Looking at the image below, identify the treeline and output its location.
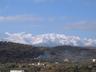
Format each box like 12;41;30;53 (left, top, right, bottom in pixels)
0;62;96;72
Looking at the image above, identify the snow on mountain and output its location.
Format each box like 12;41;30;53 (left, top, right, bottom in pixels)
1;32;96;47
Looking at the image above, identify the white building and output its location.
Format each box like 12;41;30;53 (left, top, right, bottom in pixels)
10;70;24;72
37;62;41;66
64;58;69;62
55;62;59;64
92;59;96;62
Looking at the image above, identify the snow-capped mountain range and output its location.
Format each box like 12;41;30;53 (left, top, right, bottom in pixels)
1;32;96;47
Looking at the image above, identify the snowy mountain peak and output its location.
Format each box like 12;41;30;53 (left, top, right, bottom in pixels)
1;32;96;47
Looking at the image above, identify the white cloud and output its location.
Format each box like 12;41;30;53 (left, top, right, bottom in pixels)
64;21;96;31
3;32;96;47
0;15;44;23
84;38;96;47
0;15;67;23
4;32;33;44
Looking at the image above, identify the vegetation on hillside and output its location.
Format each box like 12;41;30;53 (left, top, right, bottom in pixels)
0;41;96;63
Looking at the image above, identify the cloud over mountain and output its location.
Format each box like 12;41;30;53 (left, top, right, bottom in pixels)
2;32;96;47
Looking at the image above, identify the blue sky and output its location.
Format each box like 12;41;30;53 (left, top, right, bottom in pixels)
0;0;96;38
